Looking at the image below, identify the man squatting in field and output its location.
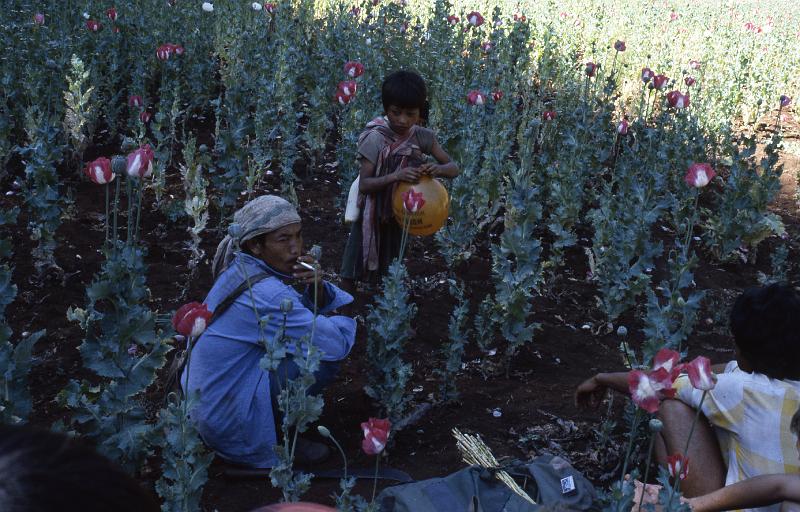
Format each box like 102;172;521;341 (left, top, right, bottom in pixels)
182;195;355;467
576;282;800;511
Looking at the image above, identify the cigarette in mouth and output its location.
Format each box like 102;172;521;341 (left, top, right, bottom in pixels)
298;261;316;271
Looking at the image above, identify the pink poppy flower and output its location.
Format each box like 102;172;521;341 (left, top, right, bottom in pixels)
172;302;213;338
652;74;669;90
780;95;792;108
668;453;689;480
491;90;503;102
467;11;484;27
106;7;117;21
128;95;143;108
447;15;459;25
361;418;391;455
628;370;662;413
684;163;715;188
338;80;357;98
402;189;425;213
543;110;556;121
689;60;701;70
86;20;102;32
585;62;598;77
641;67;654;83
685;356;716;390
264;2;276;13
126;145;155;178
84;157;115;184
617;119;629;135
344;61;364;78
139;111;152;123
481;41;493;52
33;13;45;25
666;90;690;109
614;40;626;52
467;90;486;105
652;348;682;379
335;90;353;105
684;76;696;87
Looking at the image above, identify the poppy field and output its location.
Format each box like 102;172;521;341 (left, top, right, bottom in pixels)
2;0;799;510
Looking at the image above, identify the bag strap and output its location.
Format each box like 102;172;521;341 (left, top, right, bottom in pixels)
208;270;274;326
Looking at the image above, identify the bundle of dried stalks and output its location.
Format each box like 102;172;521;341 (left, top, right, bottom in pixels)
452;428;537;505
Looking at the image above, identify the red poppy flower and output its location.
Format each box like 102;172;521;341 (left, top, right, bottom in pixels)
344;61;364;78
467;90;486;105
361;418;391;455
684;162;715;188
84;157;115;185
401;189;425;213
668;453;689;480
466;11;484;27
172;302;213;338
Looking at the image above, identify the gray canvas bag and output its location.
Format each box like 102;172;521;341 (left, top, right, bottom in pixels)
377;454;597;512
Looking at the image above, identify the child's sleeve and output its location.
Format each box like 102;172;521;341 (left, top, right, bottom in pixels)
417;127;436;155
357;131;385;164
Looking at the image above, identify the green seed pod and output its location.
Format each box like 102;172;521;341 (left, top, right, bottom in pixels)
280;298;293;314
649;418;664;433
317;425;331;438
617;326;628;337
111;155;127;176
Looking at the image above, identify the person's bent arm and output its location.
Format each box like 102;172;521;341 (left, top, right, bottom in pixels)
688;474;800;512
358;159;421;195
575;372;630;407
420;139;459;178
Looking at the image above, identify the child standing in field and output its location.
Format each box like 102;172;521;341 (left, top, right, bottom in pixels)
340;70;458;289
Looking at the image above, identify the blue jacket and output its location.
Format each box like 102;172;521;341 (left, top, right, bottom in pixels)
181;252;355;467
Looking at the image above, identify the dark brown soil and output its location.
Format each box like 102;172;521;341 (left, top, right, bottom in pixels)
3;110;799;511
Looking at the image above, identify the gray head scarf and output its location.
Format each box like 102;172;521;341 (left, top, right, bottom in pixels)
212;195;301;279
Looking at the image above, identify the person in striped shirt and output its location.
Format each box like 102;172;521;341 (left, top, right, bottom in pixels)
577;283;800;510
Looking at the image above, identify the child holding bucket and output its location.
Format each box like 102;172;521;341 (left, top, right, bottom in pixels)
340;70;458;289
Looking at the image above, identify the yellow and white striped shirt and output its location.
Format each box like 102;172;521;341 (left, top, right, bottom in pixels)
674;361;800;512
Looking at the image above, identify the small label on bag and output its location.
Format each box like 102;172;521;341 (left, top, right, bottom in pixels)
560;475;576;494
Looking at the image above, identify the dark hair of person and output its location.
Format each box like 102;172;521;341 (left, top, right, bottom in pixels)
792;405;800;437
0;424;160;512
730;282;800;380
381;70;429;121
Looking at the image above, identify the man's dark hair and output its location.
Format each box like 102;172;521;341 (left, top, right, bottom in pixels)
381;70;429;118
0;424;160;512
730;282;800;380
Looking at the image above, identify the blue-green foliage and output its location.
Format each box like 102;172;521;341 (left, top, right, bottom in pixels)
156;391;214;512
366;260;416;426
436;279;471;402
0;207;45;424
19;113;64;272
704;133;784;262
484;164;543;359
59;241;169;473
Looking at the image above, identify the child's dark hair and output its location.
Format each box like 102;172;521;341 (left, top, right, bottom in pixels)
382;70;429;120
730;282;800;380
791;405;800;438
0;424;160;512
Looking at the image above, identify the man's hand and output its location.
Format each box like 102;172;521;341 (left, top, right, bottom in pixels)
575;374;607;408
394;167;421;183
293;254;321;287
